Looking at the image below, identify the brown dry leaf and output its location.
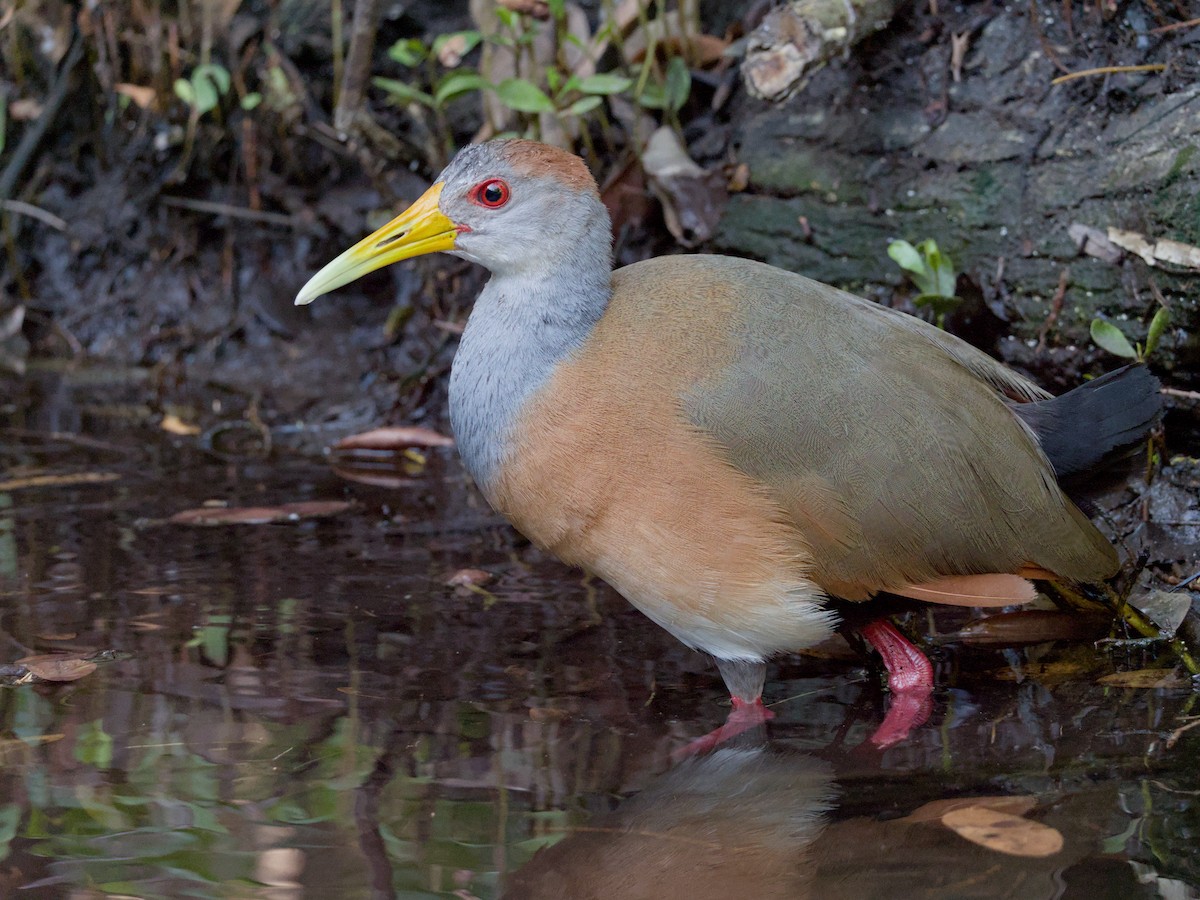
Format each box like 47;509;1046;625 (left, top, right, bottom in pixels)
0;733;65;765
1098;668;1187;689
335;427;454;451
942;807;1064;858
952;610;1107;646
115;82;156;108
160;413;201;436
18;654;98;682
989;659;1095;684
446;568;494;588
169;500;352;526
641;126;727;247
902;795;1036;824
1107;227;1200;271
498;0;550;17
529;706;567;721
35;632;77;641
9;98;44;120
329;465;418;489
0;471;120;491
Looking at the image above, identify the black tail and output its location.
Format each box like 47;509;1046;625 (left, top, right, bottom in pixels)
1013;365;1163;496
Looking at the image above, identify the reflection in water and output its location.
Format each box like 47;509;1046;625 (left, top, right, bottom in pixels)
0;369;1198;898
502;743;835;899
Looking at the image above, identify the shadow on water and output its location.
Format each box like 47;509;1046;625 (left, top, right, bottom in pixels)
1;365;1198;899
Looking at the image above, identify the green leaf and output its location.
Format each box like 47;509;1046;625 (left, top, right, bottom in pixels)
388;38;428;67
75;720;114;769
637;80;667;109
494;78;555;113
496;7;518;29
193;64;231;96
192;77;219;115
240;92;262;111
578;73;632;95
1144;306;1170;358
544;67;562;94
174;78;195;106
434;71;488;106
546;0;566;21
432;30;482;61
917;239;957;298
372;77;435;108
888;240;926;276
1090;319;1139;359
567;95;603;116
664;56;691;113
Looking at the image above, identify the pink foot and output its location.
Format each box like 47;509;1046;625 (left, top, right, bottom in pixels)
673;697;775;761
859;619;935;748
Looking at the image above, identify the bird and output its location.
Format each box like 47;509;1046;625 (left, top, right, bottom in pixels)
295;139;1161;746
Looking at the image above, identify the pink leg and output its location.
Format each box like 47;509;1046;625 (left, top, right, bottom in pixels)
859;619;934;748
673;697;775;761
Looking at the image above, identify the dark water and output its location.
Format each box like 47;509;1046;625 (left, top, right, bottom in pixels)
1;366;1198;899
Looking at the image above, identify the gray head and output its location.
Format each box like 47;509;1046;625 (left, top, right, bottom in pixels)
295;139;613;304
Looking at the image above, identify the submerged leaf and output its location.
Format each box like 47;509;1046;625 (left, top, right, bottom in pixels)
942;807;1064;858
1098;668;1187;689
17;654;97;682
169;500;352;526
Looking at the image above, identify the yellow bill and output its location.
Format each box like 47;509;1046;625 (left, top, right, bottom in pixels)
295;182;457;306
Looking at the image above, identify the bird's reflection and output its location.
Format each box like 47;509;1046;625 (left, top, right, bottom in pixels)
501;740;834;899
498;733;1112;900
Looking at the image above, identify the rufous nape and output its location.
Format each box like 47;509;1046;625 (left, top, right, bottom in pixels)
296;139;1162;747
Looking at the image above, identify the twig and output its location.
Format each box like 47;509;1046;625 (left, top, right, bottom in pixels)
1051;64;1167;85
159;196;295;227
1148;16;1199;33
1162;387;1200;403
0;200;68;230
333;0;384;134
0;32;85;203
1035;267;1069;353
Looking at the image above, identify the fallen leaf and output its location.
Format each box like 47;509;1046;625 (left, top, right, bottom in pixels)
1130;589;1192;637
1069;223;1123;264
1098;668;1187;689
941;806;1064;858
17;654;98;682
497;0;549;18
988;659;1097;684
0;733;65;765
446;568;494;588
1107;227;1200;271
334;427;454;451
951;610;1108;646
329;465;418;489
169;500;352;526
641;126;727;247
902;795;1036;824
160;413;201;436
0;472;120;491
528;706;567;721
114;82;157;108
9;98;44;120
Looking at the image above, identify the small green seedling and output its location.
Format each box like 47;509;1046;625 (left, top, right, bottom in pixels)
888;238;961;328
174;64;231;117
1090;306;1170;362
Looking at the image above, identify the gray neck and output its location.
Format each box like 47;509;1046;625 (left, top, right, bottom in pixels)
449;252;611;492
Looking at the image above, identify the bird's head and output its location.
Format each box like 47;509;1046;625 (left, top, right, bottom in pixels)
295;140;607;306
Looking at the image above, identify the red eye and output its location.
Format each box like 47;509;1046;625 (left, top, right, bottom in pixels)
471;178;510;208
